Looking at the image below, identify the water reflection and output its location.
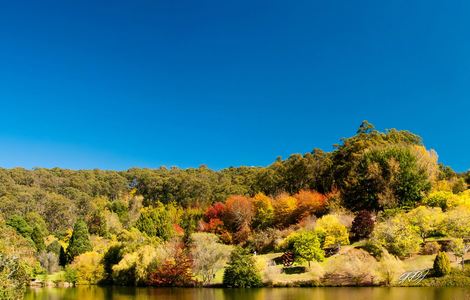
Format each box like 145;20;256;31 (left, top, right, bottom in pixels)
25;286;470;300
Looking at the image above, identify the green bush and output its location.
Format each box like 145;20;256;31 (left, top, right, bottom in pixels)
359;240;383;258
223;247;262;288
418;268;470;287
433;251;451;277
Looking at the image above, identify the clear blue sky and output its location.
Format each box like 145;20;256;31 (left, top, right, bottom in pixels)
0;0;469;172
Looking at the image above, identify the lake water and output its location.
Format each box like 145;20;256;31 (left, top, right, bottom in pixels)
24;286;470;300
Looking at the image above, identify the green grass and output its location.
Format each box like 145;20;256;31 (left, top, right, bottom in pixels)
402;255;435;271
35;271;65;282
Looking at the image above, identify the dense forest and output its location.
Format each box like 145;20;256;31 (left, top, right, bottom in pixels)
1;121;470;297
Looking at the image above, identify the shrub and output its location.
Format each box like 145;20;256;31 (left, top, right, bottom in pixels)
378;251;404;286
359;240;383;258
246;228;282;253
223;247;262;287
283;266;306;274
433;251;451;277
421;241;441;255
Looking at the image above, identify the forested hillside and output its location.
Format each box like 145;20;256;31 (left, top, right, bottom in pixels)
1;121;469;296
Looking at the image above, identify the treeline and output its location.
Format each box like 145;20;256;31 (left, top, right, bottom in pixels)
1;121;469;295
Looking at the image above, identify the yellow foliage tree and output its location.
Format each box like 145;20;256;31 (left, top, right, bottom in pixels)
70;251;105;284
315;215;349;249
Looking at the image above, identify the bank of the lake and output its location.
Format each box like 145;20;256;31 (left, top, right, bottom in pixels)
25;286;470;300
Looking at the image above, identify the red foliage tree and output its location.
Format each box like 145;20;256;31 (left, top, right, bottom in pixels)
350;210;375;241
147;249;195;287
203;202;226;222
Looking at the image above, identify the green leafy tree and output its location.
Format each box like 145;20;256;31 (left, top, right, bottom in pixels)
102;244;124;283
283;230;324;266
372;215;421;258
31;225;46;251
46;240;62;256
135;203;173;240
66;220;92;264
331;122;436;211
406;206;444;243
6;215;33;240
64;266;78;286
448;238;468;270
433;251;450;277
223;247;262;287
444;206;470;238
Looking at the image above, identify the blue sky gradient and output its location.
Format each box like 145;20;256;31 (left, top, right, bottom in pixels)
0;0;469;171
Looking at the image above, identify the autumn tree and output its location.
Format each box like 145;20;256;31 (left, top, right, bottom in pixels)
351;210;375;241
251;193;274;229
147;248;194;287
315;215;350;249
273;194;298;227
201;202;226;234
223;195;254;232
69;251;105;284
292;190;327;221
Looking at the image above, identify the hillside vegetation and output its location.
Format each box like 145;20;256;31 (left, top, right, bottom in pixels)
1;121;469;297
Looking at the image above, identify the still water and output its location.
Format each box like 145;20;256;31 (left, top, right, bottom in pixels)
24;286;470;300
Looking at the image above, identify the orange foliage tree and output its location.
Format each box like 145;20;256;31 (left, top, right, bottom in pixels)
223;195;254;232
293;190;327;221
147;248;195;287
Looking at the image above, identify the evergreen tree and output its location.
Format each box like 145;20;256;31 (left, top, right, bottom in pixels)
135;204;173;240
223;247;262;287
66;220;92;263
433;251;451;277
59;246;67;267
